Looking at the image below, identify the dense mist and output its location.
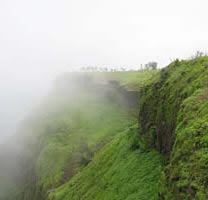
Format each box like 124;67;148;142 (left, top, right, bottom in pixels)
1;0;208;142
0;70;53;144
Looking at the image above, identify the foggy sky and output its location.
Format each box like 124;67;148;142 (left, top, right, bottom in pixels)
0;0;208;142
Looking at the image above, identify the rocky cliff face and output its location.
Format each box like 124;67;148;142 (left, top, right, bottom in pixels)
139;57;208;199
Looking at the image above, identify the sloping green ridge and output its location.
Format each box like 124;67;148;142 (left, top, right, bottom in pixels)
139;57;208;199
35;96;134;192
22;74;136;199
49;125;162;200
9;58;208;200
2;71;162;200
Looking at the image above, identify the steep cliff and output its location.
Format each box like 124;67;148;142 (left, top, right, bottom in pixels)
139;57;208;199
2;58;208;200
1;71;161;200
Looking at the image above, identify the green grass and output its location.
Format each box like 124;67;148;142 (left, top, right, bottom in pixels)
139;57;208;199
34;71;156;192
30;58;208;200
87;71;159;91
31;77;139;193
2;70;163;200
49;125;162;200
104;71;159;91
35;97;135;192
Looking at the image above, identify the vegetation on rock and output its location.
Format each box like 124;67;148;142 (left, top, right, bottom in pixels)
139;57;208;199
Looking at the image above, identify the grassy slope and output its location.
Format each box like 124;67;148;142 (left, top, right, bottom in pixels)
26;58;208;200
49;125;162;200
44;71;163;200
139;57;208;199
107;71;158;91
36;95;135;192
4;74;135;200
93;71;158;91
30;77;136;196
5;71;163;200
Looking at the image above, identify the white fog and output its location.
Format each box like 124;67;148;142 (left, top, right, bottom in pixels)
1;0;208;143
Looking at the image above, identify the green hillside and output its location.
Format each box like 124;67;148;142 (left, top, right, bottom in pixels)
49;125;162;200
2;71;161;200
139;57;208;199
1;57;208;200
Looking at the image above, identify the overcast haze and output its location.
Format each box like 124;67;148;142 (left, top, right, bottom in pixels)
0;0;208;142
